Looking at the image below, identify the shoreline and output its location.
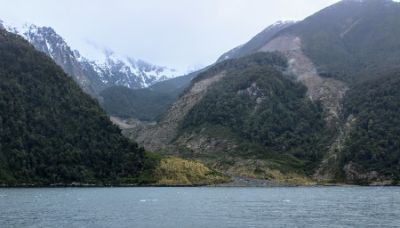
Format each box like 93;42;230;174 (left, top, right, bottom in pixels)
1;185;398;188
0;178;398;188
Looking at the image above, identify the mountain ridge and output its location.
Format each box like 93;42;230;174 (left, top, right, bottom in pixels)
1;21;181;96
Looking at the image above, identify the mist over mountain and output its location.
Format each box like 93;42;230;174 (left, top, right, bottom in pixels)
1;21;181;96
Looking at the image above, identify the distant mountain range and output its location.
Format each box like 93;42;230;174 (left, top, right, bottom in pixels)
1;22;180;96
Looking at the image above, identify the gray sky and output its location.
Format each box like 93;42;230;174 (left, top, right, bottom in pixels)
0;0;340;72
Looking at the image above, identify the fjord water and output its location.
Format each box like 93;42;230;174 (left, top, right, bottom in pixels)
1;187;399;228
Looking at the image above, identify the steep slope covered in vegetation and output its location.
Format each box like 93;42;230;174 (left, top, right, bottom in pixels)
179;53;329;175
289;0;400;83
341;69;400;184
128;53;330;180
202;0;400;184
0;29;144;185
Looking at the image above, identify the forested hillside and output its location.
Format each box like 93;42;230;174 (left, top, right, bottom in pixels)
341;69;400;182
0;29;144;185
128;53;331;182
179;53;328;175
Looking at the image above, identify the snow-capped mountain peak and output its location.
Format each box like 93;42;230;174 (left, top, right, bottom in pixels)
1;20;181;94
83;49;179;88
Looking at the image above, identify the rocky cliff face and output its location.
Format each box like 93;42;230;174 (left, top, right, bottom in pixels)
259;35;348;125
7;25;101;95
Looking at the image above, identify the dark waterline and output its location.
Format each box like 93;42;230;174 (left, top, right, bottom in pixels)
1;187;399;228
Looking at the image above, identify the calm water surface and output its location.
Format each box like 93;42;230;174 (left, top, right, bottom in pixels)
1;187;400;228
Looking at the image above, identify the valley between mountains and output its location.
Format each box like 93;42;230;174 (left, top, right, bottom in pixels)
1;0;400;186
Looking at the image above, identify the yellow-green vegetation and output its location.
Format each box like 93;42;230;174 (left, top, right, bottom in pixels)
219;158;316;185
138;152;230;186
257;169;315;186
155;157;230;185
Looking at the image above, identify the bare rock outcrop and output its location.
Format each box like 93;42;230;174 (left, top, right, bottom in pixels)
259;35;350;180
259;35;348;125
132;72;227;152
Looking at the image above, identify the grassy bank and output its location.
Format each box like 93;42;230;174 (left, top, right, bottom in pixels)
138;152;230;186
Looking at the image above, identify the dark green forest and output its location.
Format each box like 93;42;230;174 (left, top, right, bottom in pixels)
100;73;196;121
180;53;329;174
0;29;144;185
342;70;400;180
100;85;178;121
